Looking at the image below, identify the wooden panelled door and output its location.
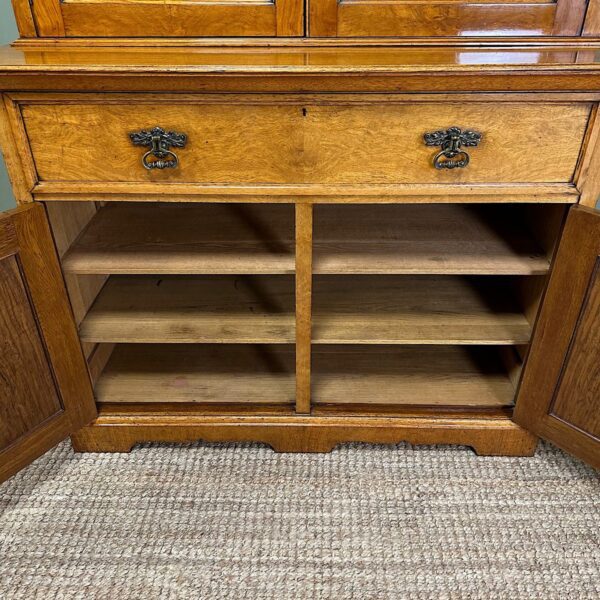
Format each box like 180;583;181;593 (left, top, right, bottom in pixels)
514;206;600;470
0;204;96;484
309;0;589;36
28;0;304;37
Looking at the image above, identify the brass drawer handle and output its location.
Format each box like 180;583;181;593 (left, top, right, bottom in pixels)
424;127;482;170
129;126;188;170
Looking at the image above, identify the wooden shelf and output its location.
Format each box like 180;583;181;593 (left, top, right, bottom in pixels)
62;203;549;277
312;275;532;344
313;346;517;408
80;275;295;343
95;344;295;404
81;274;531;345
314;204;550;275
63;203;295;275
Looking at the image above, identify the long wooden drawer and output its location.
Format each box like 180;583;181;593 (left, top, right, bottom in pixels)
15;95;592;194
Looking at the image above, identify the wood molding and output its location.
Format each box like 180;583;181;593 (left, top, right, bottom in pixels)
71;410;538;456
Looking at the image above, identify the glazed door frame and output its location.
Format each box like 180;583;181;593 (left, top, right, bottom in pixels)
309;0;591;37
514;205;600;470
28;0;304;37
0;203;96;484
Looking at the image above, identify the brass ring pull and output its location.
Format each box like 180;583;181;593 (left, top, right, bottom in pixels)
130;126;188;171
432;149;470;170
424;127;482;170
142;149;179;170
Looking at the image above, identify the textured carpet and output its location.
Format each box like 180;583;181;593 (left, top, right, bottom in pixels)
0;441;599;600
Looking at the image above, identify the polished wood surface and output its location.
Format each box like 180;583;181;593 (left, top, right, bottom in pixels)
31;0;303;38
310;0;586;38
0;204;96;483
514;206;600;469
19;98;590;187
5;43;600;93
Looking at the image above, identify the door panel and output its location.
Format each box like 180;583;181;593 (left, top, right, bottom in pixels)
0;204;96;484
0;257;62;448
31;0;304;37
309;0;588;37
514;205;600;469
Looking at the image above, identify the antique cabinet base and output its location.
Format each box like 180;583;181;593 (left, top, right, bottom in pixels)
70;409;538;456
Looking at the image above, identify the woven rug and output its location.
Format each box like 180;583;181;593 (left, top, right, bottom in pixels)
0;440;598;600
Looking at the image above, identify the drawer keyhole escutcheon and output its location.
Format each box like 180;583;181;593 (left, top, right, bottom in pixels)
424;127;482;170
129;126;188;170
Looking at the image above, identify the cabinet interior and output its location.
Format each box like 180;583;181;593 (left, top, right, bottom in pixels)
44;201;567;415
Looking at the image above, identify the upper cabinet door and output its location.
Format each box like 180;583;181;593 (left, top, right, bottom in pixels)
0;204;97;484
309;0;589;36
514;206;600;470
30;0;303;37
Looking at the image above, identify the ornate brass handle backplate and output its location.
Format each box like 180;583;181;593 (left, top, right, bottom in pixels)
424;127;482;170
129;126;188;170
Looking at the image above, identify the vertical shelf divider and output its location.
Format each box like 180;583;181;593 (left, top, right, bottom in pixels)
295;202;313;414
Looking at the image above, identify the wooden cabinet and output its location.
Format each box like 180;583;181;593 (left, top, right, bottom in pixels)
0;3;599;482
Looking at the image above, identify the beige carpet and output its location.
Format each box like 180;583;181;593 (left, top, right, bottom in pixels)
0;440;599;599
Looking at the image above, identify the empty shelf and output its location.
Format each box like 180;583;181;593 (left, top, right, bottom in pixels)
313;346;517;407
312;276;532;344
95;344;295;404
63;203;295;275
80;275;295;343
314;205;550;275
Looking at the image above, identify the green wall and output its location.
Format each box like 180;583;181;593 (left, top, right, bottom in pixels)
0;9;18;211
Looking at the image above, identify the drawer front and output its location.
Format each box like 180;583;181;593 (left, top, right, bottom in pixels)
20;99;591;189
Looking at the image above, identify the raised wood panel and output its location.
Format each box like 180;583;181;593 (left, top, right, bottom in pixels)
550;262;600;438
514;206;600;469
95;344;296;405
0;256;62;449
32;0;303;37
19;100;590;190
309;0;587;37
0;204;96;483
312;346;517;408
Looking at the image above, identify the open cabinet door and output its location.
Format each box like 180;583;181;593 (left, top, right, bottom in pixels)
0;203;96;484
514;205;600;469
